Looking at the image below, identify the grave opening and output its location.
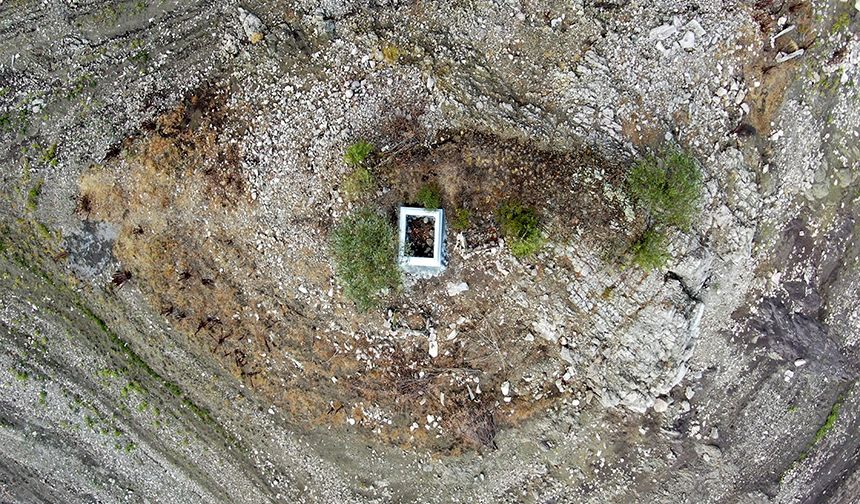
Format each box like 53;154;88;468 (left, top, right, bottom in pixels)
405;215;436;258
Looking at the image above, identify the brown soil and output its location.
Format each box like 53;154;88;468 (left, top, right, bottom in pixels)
79;87;632;453
377;131;629;249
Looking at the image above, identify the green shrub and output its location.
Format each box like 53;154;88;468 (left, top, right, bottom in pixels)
630;228;669;270
627;150;702;230
416;183;442;210
344;140;374;168
342;167;374;200
331;208;400;310
451;207;471;231
498;202;544;258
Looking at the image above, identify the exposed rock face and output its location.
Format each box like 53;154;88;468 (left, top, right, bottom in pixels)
1;0;859;503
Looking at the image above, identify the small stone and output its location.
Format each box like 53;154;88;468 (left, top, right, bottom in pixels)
30;99;45;113
562;367;574;382
649;24;677;41
560;347;575;364
679;31;696;50
501;381;511;396
446;282;469;296
237;7;266;44
685;387;695;400
653;398;669;413
426;75;436;91
775;49;804;63
428;339;438;358
685;19;706;38
344;89;354;99
696;443;723;461
784;369;794;381
794;359;807;367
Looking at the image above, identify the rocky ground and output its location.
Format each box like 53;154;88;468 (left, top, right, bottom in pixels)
1;0;859;502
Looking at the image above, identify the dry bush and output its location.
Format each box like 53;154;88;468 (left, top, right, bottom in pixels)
450;403;498;449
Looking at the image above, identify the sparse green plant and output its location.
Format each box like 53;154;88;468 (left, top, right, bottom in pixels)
97;368;120;380
601;285;615;300
813;398;842;443
130;50;149;67
342;167;374;200
416;183;442;210
26;179;43;211
630;229;670;270
627;150;702;230
382;44;401;63
12;369;29;381
39;143;58;167
67;73;97;100
164;381;182;397
34;222;52;241
1;107;29;135
38;390;47;405
831;12;851;34
96;4;120;24
451;207;471;231
182;398;213;422
120;380;145;398
331;208;400;310
344;140;374;168
497;202;544;258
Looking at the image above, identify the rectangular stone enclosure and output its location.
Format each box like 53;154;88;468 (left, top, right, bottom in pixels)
398;207;446;275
